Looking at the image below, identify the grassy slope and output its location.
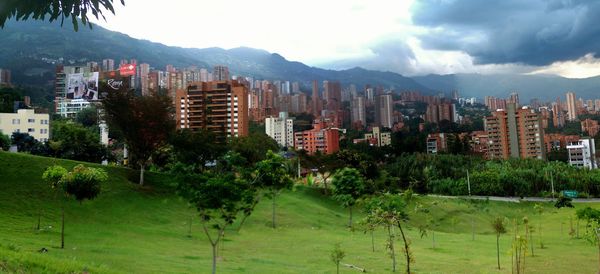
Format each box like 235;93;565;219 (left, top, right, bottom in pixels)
0;151;598;273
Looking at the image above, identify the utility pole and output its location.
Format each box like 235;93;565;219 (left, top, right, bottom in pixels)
467;169;471;196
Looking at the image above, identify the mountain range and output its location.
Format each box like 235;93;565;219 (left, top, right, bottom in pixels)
1;20;600;102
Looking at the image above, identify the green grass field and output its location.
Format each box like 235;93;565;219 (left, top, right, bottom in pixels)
0;151;598;273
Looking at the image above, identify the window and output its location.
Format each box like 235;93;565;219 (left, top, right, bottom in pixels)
12;119;20;125
28;119;35;123
28;128;35;133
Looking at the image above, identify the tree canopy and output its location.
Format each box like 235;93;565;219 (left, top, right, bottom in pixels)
0;0;125;31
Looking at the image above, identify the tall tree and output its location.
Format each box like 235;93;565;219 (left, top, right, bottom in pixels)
229;132;279;167
50;120;107;163
43;164;106;249
363;192;413;273
170;129;226;172
0;0;125;31
102;89;174;185
175;166;249;274
332;167;366;228
255;150;293;229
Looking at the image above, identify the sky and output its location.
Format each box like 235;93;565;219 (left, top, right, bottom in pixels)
93;0;600;78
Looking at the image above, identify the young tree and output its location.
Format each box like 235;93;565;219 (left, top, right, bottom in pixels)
0;0;125;31
102;89;174;185
0;133;10;151
533;203;545;248
363;192;413;273
332;167;366;228
576;207;600;273
176;169;248;274
491;217;507;270
50;120;107;163
254;151;293;229
170;129;226;172
330;243;346;274
43;164;106;249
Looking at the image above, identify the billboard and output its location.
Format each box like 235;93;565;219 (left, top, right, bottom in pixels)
98;71;131;99
66;72;99;100
119;63;136;77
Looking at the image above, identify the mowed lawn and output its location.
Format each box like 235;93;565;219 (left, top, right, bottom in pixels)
0;151;598;273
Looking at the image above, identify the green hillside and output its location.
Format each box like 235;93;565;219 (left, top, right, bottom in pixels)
0;151;598;273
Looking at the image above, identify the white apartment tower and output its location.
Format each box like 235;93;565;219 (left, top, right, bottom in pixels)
265;112;294;148
566;91;577;121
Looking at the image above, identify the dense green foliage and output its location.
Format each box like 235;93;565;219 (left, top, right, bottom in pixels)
0;133;11;151
0;0;125;30
379;154;600;197
102;89;174;184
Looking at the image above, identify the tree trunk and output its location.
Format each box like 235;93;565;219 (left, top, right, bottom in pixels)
529;225;534;257
397;222;411;274
188;215;192;237
432;230;436;249
576;218;580;238
539;223;543;248
497;234;500;270
348;206;353;228
211;243;217;274
371;230;375;252
272;194;276;229
336;263;340;274
37;208;41;230
61;205;65;249
387;225;396;272
139;163;145;186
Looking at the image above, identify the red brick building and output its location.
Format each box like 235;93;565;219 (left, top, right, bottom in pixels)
294;120;340;154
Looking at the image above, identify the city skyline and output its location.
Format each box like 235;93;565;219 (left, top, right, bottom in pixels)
91;0;600;78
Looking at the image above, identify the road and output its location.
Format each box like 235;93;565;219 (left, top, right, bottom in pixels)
426;194;600;203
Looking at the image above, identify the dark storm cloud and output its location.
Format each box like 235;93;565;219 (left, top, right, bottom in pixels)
412;0;600;65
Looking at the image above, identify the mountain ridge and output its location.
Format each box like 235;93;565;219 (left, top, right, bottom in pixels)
0;20;430;93
1;20;600;102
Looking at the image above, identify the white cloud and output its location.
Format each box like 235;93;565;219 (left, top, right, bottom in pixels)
529;54;600;78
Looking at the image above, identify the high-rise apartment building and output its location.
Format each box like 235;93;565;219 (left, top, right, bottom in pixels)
213;65;230;81
566;92;577;121
552;98;565;128
508;92;520;107
175;80;248;139
375;94;393;129
290;93;307;114
294;120;339;155
139;63;151;96
351;96;366;128
265;112;294;148
485;103;546;160
0;69;10;86
101;59;115;71
567;138;597;169
581;119;600;137
311;80;322;117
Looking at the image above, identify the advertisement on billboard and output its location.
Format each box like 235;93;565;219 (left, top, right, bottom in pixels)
119;63;136;77
66;72;99;100
98;71;131;99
